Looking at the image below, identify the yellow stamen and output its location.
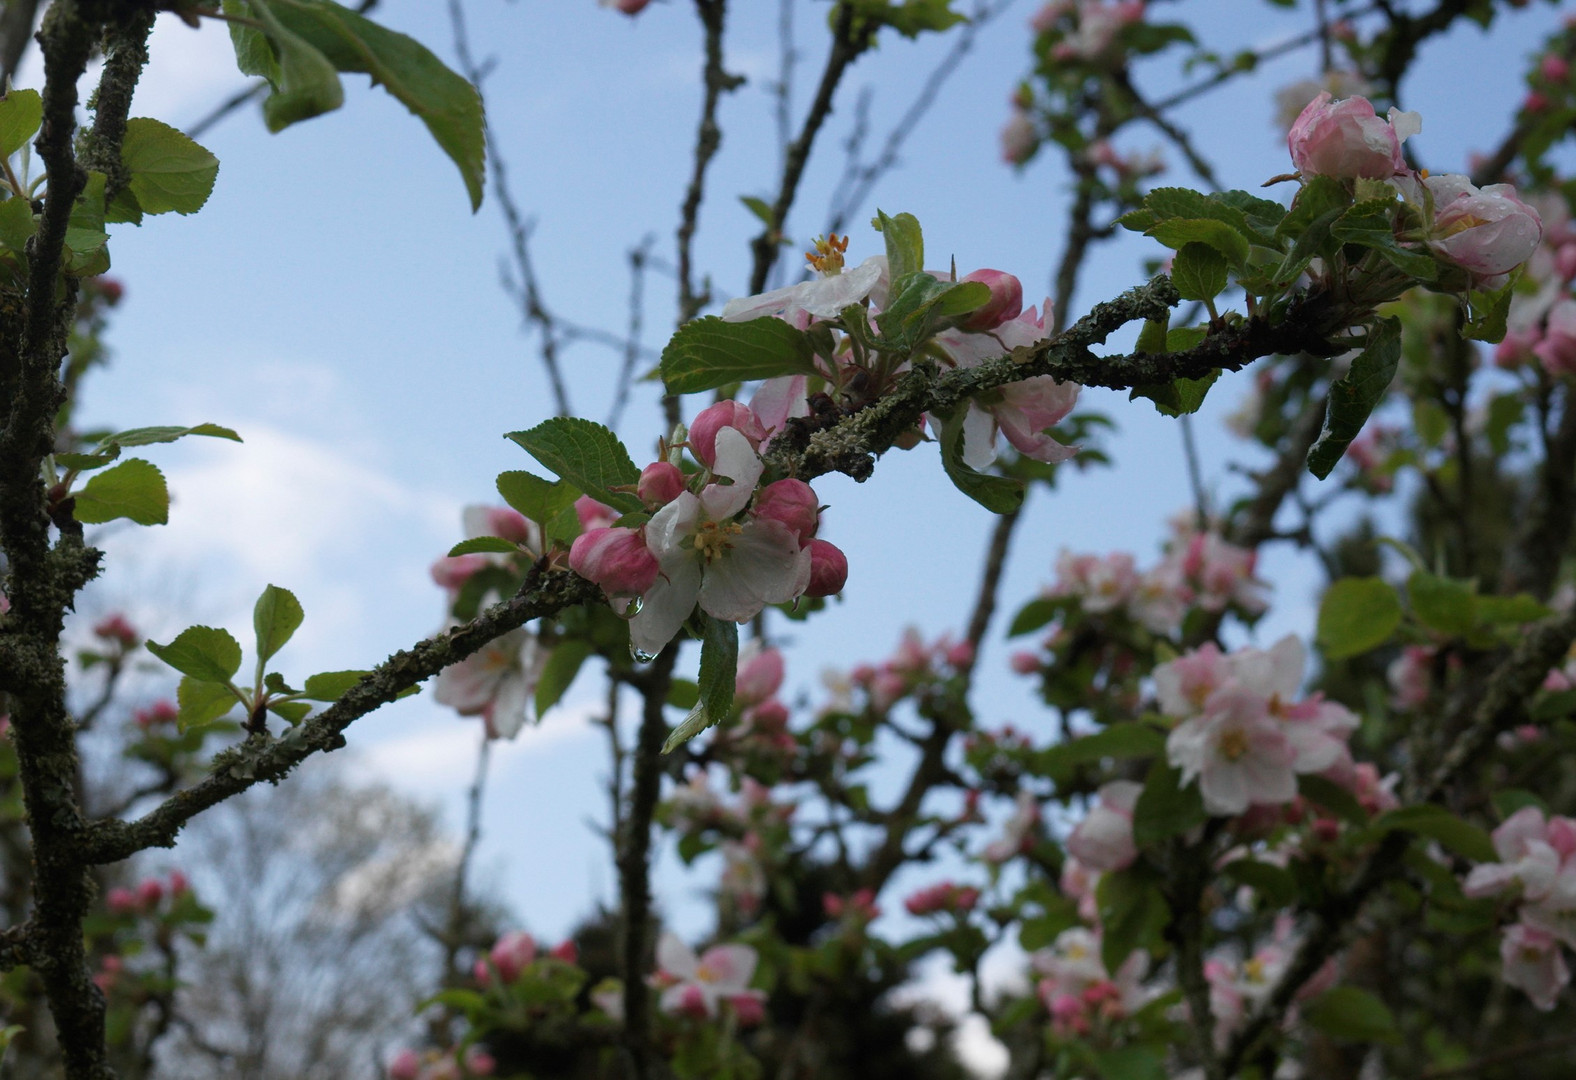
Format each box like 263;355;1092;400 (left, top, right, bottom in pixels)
693;520;743;563
1244;957;1266;983
1219;728;1251;762
806;233;850;276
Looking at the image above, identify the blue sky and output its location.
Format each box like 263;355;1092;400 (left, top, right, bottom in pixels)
39;1;1571;1043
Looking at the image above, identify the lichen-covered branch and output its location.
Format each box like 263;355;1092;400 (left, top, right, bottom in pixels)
80;567;602;865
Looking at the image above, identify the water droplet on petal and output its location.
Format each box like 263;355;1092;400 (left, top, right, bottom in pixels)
630;645;658;664
615;595;644;620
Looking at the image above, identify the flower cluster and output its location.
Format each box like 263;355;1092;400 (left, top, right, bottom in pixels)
1462;807;1576;1010
1287;93;1542;283
1044;519;1268;637
386;1048;496;1080
1159;636;1359;816
1033;927;1150;1037
903;880;981;916
106;870;190;917
571;402;846;657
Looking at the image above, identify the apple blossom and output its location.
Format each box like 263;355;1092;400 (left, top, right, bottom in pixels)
1500;922;1570;1010
434;626;544;739
1421;174;1543;277
1533;298;1576;376
983;789;1042;863
1286;92;1419;179
1463;806;1567;902
1000;110;1037;165
625;429;812;656
720;235;887;324
652;932;766;1019
387;1050;422;1080
751;478;819;544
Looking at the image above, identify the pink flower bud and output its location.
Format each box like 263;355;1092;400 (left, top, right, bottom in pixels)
945;640;975;669
430;554;489;592
956;269;1023;331
489;931;538;984
804;539;848;597
1000;111;1036;165
387;1051;422;1080
95;277;125;304
134;700;178;730
1286;93;1417;179
746;698;789;729
822;892;845;918
575;495;616;531
751;479;820;544
1542;54;1571;83
484;507;534;546
136;879;164;908
690;401;766;468
107;887;137;915
168;870;190;897
1556;242;1576;281
606;0;651;13
638;462;686;508
1524;90;1551;113
550;940;579;964
93;613;138;645
570;527;660;598
463;1048;497;1076
735;644;786;706
676;983;710;1018
729;992;766;1027
1010;651;1040;675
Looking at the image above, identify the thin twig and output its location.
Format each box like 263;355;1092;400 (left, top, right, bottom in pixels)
677;0;743;326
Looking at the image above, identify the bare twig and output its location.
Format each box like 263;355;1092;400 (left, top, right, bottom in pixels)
608;235;656;430
676;0;743;326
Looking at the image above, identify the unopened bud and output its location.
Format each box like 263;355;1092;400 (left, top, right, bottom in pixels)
804;539;848;597
387;1051;422;1080
751;479;820;544
638;462;686;508
570;528;660;598
956;269;1023;332
689;401;766;468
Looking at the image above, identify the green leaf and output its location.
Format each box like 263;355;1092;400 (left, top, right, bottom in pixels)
1307;317;1402;479
176;676;242;731
1407;570;1475;636
118;118;220;217
264;0;486;211
1305;986;1402;1045
1532;688;1576;723
662;615;738;753
1170;242;1230;300
496;469;580;542
1148;219;1249;269
875;273;990;350
224;0;283;82
1476;593;1550;625
1221;858;1299;906
873;209;923;281
535;638;592;718
447;536;520;556
148;626;244;684
239;0;346;132
253;584;304;666
1007;597;1059;637
268;699;312;724
1132;756;1206;846
72;458;168;525
0;195;36;253
851;0;968;37
1298;773;1367;825
1317;577;1401;659
1040;723;1165;773
1213;189;1287;234
1088;1047;1166;1080
937;409;1025;513
739;195;777;228
1095;868;1167;975
660;316;818;395
1330;199;1438;279
301;669;371;701
1130;369;1219;418
1375;804;1496;862
666;678;700;710
65;171;109;277
97;423;242;449
1140;187;1271;245
0;88;42;157
1462;278;1515;343
506;417;643;514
